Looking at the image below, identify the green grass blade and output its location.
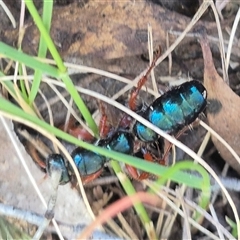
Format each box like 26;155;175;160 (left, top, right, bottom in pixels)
0;43;98;134
18;64;28;101
24;1;98;134
226;217;238;238
24;0;66;72
111;161;156;239
155;161;211;222
0;71;18;99
0;42;60;77
61;74;99;136
29;0;54;104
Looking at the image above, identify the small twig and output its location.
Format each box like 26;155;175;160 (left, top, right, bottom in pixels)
18;129;52;158
33;158;63;240
226;7;240;72
209;203;225;239
0;0;16;28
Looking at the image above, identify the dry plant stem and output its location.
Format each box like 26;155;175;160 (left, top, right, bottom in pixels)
147;24;158;94
163;214;175;239
155;178;174;237
33;166;62;240
19;1;25;28
211;164;229;205
47;81;94;136
188;130;211;230
36;88;59;153
166;32;172;76
177;188;191;240
149;184;231;239
148;25;154;67
185;199;234;239
226;7;240;72
159;127;209;236
156;185;235;239
156;191;168;236
84;176;119;187
0;75;34;81
197;130;211;157
64;97;73;132
105;217;130;239
117;213;138;239
35;57;135;91
37;89;54;124
18;129;52;158
32;95;44;121
0;0;16;28
42;59;158;99
209;203;225;239
161;187;180;238
209;1;229;83
78;192;159;239
65;63;156;97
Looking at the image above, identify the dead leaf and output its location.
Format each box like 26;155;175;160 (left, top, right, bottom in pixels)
200;34;240;174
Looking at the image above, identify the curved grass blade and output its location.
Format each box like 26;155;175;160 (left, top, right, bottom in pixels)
111;160;156;240
29;0;54;104
155;161;211;223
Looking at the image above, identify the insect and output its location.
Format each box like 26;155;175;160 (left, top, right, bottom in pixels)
45;76;207;183
72;130;134;183
47;130;135;184
45;46;207;183
50;81;206;183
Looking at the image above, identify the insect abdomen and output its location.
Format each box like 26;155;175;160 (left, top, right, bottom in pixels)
133;80;207;142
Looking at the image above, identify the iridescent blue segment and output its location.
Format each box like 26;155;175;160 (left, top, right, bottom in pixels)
179;93;192;117
70;131;134;177
101;131;134;154
46;154;70;185
71;148;105;176
133;123;157;142
133;80;207;142
181;85;205;115
150;109;172;131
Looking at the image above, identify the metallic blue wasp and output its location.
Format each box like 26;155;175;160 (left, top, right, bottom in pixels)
71;130;134;183
47;80;207;184
47;130;134;184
